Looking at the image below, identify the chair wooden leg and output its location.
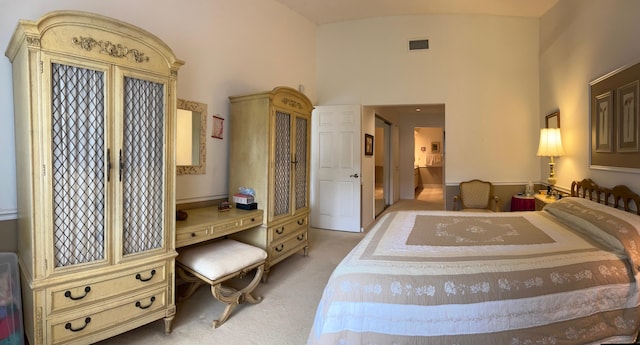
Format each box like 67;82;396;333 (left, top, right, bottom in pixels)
210;265;265;328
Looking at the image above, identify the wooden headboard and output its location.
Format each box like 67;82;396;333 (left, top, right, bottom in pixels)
571;178;640;215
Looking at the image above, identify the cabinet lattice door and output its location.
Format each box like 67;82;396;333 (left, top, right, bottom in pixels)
273;111;310;217
274;111;291;217
51;63;106;267
122;76;165;255
294;115;308;210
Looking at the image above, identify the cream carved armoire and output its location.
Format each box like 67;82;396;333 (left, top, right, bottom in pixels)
228;87;311;281
5;11;183;344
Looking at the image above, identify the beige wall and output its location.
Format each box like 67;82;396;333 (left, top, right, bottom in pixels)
0;0;318;220
539;0;640;193
3;0;640;231
317;14;541;193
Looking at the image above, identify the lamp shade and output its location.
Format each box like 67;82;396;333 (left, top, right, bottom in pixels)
536;128;565;157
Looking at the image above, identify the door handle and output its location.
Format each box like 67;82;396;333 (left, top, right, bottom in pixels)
350;173;359;178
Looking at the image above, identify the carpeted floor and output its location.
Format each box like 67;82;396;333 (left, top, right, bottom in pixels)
95;195;442;345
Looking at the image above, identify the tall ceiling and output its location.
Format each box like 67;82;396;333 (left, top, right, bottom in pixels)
274;0;559;118
274;0;559;25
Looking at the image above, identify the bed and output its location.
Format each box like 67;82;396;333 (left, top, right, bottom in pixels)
307;179;640;345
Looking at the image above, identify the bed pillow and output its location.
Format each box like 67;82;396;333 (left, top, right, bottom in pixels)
543;197;640;273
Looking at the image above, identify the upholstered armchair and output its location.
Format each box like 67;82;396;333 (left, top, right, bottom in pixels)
453;179;500;212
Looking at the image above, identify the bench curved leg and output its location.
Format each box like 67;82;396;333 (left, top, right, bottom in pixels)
177;266;205;301
210;264;265;328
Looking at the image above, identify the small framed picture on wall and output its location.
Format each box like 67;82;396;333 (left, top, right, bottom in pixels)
212;115;224;139
364;134;374;156
431;141;440;153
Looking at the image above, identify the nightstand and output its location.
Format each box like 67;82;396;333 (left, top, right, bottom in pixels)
534;193;557;211
511;195;535;211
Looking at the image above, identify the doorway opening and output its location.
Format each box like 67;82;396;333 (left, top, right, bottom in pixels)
414;127;445;207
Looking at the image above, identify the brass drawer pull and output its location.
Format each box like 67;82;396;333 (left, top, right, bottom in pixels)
297;219;304;225
275;244;284;252
65;317;91;332
275;227;284;235
135;296;156;309
297;234;305;241
135;269;156;282
64;286;91;301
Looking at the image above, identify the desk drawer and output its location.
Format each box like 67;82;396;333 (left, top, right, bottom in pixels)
49;288;166;344
240;213;262;227
48;263;166;314
176;226;210;246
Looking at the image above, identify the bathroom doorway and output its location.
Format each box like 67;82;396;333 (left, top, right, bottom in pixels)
414;127;445;206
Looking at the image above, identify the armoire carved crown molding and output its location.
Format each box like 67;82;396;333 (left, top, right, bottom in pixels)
72;36;149;63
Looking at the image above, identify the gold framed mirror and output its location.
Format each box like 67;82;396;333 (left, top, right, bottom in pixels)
177;99;207;175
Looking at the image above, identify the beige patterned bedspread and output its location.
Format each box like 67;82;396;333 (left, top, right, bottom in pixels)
308;199;640;345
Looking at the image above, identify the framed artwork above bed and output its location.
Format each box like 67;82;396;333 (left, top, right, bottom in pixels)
590;60;640;172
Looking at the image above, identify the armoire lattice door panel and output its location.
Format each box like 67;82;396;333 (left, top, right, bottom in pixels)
51;63;106;267
274;110;291;216
295;116;308;210
122;76;165;255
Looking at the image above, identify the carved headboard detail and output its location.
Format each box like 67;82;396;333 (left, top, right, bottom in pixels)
571;178;640;215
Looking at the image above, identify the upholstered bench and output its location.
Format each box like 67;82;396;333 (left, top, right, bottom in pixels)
176;239;267;328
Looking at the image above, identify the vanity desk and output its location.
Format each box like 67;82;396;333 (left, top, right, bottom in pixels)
175;207;263;248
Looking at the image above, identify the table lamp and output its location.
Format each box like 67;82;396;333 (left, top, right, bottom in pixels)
536;128;565;193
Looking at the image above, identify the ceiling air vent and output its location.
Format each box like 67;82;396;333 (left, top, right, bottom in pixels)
408;38;429;51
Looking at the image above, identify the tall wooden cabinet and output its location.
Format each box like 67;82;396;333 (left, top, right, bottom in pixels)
228;87;311;280
5;11;183;344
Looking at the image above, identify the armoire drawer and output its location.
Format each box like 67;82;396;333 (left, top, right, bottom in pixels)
48;263;167;314
269;216;307;242
49;288;167;344
270;230;308;261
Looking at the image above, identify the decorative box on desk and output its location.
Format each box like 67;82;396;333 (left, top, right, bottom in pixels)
233;194;254;204
175;207;263;248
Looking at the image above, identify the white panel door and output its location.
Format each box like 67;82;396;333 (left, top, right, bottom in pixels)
311;105;361;232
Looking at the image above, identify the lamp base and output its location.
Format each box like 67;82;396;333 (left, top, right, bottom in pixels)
547;157;557;192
